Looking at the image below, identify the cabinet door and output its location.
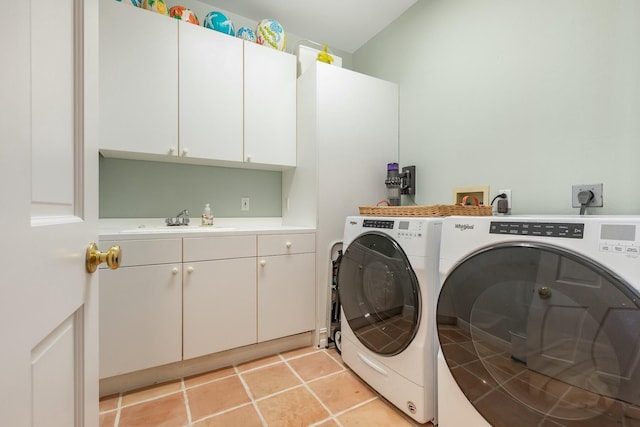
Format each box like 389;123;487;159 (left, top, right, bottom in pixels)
244;42;296;167
99;263;182;378
179;22;243;161
183;257;257;359
258;252;315;342
99;0;178;155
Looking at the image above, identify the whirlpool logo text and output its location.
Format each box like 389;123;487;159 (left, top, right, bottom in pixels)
454;223;474;231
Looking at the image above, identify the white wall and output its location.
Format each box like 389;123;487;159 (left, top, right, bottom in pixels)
353;0;640;214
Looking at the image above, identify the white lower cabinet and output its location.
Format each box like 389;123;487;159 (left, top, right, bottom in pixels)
257;234;316;342
258;252;316;342
99;232;315;378
182;236;257;360
99;239;183;379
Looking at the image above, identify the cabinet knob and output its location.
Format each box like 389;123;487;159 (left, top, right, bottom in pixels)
172;267;179;275
260;260;266;267
285;241;292;248
169;146;176;154
187;266;194;273
181;148;189;156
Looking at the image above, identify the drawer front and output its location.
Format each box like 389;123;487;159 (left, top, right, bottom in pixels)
183;235;256;262
258;233;315;256
99;238;182;267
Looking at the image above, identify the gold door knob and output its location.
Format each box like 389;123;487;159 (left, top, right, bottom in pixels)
538;286;552;299
86;243;121;273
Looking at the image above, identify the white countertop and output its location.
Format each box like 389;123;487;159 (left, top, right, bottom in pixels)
99;218;315;240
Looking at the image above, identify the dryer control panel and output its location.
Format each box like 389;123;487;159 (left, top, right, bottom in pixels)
490;221;584;238
599;223;639;255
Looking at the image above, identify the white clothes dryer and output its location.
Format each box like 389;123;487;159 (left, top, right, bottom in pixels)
338;216;442;424
437;215;640;427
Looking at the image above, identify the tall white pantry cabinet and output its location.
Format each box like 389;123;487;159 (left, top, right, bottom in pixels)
284;62;399;347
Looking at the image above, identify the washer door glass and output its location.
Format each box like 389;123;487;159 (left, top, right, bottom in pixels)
338;231;421;356
437;242;640;426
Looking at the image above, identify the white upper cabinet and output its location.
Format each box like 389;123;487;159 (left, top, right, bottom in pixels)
99;0;296;169
179;22;244;162
99;0;178;156
244;41;297;167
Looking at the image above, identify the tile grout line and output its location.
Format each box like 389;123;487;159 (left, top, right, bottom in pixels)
115;383;186;410
114;393;123;427
102;346;405;427
191;401;257;425
190;348;353;426
184;371;237;391
319;349;424;426
331;395;380;418
322;347;345;366
236;355;287;375
235;364;270;427
281;351;344;424
177;353;310;426
180;378;194;427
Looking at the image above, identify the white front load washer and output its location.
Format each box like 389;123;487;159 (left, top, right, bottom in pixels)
437;215;640;427
338;215;442;424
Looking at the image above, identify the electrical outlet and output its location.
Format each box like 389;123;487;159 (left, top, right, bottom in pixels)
241;197;250;211
498;189;512;210
571;184;603;208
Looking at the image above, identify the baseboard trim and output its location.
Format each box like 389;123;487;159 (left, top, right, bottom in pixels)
100;332;314;397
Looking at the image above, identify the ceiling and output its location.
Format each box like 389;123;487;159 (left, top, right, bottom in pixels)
198;0;418;54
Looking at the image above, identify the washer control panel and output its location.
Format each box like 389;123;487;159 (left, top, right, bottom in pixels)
363;219;394;229
362;219;424;238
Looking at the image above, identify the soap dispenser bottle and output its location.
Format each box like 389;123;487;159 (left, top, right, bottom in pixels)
202;203;213;226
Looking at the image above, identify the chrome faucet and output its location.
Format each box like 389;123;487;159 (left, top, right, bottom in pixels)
166;209;190;226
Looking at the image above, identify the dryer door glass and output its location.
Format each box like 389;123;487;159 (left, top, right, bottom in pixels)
437;242;640;426
338;232;421;356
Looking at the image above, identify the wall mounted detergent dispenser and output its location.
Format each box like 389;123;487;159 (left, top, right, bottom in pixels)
385;163;416;206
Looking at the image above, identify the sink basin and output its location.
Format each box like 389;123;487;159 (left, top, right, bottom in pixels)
120;226;236;234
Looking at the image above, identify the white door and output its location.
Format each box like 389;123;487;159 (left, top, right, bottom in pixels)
0;0;101;426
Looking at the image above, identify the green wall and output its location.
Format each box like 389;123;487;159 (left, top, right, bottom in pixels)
99;156;282;218
353;0;640;214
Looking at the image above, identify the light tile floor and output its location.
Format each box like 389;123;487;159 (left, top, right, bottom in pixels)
99;346;432;427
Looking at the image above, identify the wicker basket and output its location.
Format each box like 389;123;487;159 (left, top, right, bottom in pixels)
359;196;492;217
358;204;492;217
